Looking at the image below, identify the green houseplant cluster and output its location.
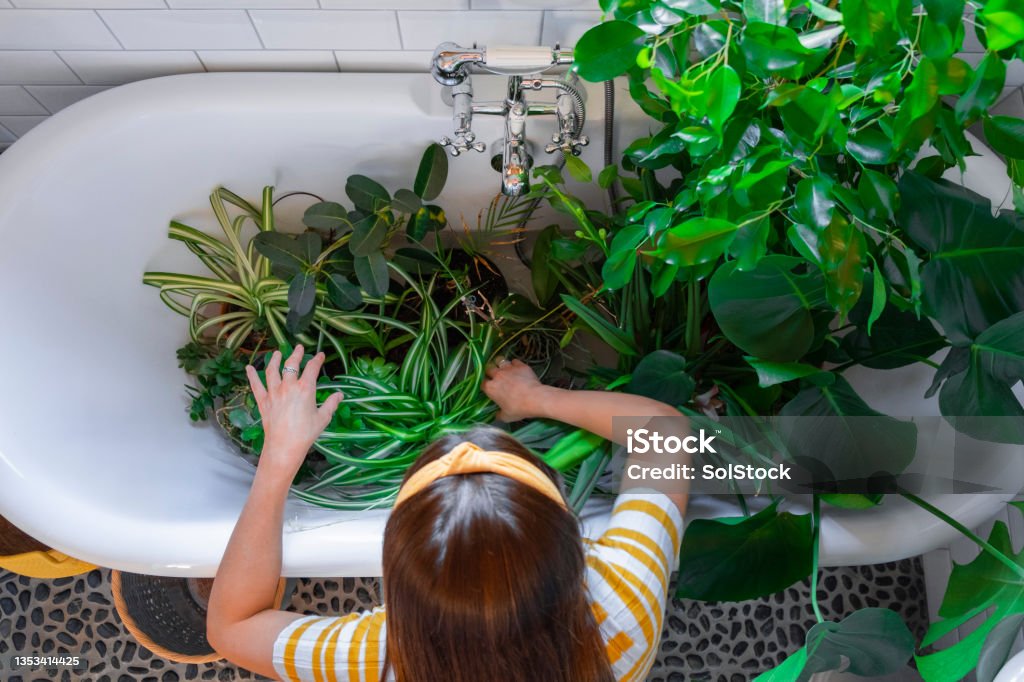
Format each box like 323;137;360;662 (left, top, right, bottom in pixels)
144;146;529;509
518;0;1024;678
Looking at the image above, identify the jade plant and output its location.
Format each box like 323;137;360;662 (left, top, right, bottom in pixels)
513;0;1024;678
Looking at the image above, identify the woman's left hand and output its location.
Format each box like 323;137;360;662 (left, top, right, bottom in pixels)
245;345;344;478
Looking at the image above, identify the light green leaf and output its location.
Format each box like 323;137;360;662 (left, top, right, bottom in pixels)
574;21;647;82
565;154;593;183
745;357;823;387
652;217;739;266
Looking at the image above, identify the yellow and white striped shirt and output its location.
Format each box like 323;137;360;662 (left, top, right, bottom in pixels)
272;492;683;682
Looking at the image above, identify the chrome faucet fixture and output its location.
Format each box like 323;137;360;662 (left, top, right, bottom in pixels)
431;42;588;196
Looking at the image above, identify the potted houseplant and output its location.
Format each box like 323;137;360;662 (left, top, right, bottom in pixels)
517;0;1024;678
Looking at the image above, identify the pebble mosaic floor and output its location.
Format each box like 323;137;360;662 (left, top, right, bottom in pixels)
0;558;929;681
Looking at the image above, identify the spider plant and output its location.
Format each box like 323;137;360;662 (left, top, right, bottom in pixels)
221;260;501;510
143;186;381;363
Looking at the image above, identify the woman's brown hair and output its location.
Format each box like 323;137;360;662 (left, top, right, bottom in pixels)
381;426;615;682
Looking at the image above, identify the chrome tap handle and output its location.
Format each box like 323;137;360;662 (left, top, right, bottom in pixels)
440;79;486;156
545;131;589;156
440;132;486;156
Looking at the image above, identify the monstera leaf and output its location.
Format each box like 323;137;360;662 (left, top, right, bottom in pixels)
934;311;1024;443
916;506;1024;682
778;374;918;488
676;501;813;601
756;608;915;681
898;172;1024;345
709;256;829;362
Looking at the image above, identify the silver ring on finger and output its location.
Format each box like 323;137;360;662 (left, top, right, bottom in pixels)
282;366;299;376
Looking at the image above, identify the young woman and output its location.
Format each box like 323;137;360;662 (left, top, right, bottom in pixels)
207;344;689;682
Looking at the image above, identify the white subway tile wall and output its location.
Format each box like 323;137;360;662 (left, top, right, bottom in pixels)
0;114;48;136
0;2;1022;142
59;50;204;83
397;10;542;50
0;85;49;114
97;10;263;49
0;51;80;84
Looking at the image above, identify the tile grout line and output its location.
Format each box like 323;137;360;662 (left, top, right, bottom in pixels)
92;9;127;50
0;120;17;140
538;9;546;45
193;49;210;73
18;84;53;115
395;9;403;50
245;9;267;49
52;51;86;85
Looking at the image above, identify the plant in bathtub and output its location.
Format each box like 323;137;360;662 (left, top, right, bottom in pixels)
515;0;1024;678
144;144;521;506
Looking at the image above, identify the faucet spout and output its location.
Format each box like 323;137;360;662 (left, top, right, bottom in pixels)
501;100;531;196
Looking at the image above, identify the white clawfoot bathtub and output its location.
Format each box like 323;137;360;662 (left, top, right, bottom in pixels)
0;73;1019;576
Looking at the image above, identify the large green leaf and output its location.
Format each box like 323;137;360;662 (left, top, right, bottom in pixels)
676;501;813;601
819;213;867;320
574;21;647;82
741;21;828;79
841;306;947;370
981;0;1024;51
413;143;448;201
353;251;389;298
937;312;1024;443
709;256;828;362
251;232;309;275
345;174;390;214
652;217;739;266
286;272;317;334
602;224;646;290
802;609;915;680
917;510;1024;682
755;609;914;681
778;375;918;486
898;172;1024;345
349;213;388;256
693;65;740;133
955;52;1006;125
984;115;1024;159
842;0;911;54
326;273;363;311
626;350;695;405
303;201;350;231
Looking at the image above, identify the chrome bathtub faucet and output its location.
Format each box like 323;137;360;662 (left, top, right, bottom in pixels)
431;42;589;197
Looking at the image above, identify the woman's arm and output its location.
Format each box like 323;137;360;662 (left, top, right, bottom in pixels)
482;360;689;516
206;345;344;678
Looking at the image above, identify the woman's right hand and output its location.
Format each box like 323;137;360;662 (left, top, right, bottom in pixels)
482;359;555;422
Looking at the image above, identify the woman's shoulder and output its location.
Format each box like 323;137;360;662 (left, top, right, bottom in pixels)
272;607;388;682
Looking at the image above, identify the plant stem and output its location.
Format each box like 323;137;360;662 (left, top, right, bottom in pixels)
901;491;1024;580
811;494;824;623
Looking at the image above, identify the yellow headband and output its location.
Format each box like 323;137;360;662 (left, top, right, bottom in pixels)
393;441;568;510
